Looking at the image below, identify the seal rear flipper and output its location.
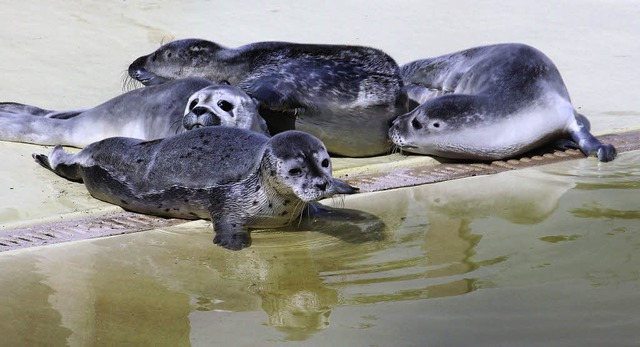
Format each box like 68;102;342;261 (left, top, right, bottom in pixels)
212;220;252;250
330;178;359;195
568;125;617;162
32;145;84;182
0;102;84;119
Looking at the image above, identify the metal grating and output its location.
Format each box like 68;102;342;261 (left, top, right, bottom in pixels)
0;212;185;252
2;131;639;252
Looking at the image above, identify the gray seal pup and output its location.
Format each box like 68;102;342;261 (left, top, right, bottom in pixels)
389;43;617;162
32;127;358;250
127;38;410;157
0;78;266;147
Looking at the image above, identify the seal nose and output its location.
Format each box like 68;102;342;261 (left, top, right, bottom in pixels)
192;106;207;116
315;181;328;191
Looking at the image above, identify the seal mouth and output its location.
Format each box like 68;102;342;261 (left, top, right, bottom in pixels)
128;66;168;86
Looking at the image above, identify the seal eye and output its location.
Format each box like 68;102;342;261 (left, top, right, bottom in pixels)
188;99;199;110
218;100;234;112
321;158;330;168
288;168;303;176
411;118;423;130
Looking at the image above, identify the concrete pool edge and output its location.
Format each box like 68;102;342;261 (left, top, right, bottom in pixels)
2;130;639;252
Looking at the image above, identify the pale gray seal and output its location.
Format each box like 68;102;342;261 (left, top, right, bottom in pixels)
0;78;266;147
33;127;358;250
127;38;409;157
389;43;616;162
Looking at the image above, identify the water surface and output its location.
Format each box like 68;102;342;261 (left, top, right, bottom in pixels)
1;152;639;346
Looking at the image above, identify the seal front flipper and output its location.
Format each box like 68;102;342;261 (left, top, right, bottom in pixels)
212;220;252;251
243;76;303;134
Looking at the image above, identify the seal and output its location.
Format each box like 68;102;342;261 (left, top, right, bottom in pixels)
127;38;409;157
0;78;266;147
389;43;617;162
32;127;358;250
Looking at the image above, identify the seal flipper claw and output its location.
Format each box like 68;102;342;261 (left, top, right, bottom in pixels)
597;144;617;162
213;221;252;251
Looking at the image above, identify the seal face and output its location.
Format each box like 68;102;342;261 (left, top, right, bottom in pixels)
389;43;616;162
0;78;265;147
128;39;410;157
182;84;268;135
32;127;358;250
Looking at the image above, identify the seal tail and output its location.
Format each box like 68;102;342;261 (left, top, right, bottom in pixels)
32;145;84;182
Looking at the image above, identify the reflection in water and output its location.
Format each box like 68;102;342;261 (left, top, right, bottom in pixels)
322;169;574;305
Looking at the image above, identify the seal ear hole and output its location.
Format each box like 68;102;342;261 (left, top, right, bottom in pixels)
188;99;199;110
218;100;234;112
288;168;303;176
411;118;423;130
166;52;173;58
432;122;440;128
321;158;330;168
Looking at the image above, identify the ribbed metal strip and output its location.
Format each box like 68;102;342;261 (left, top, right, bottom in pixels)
1;131;639;252
0;212;186;252
346;131;640;192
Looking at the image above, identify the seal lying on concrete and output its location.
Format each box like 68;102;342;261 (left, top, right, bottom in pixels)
389;43;617;161
33;127;358;250
0;78;266;147
128;38;409;157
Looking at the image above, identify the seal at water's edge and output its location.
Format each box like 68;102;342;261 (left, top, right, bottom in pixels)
32;127;358;250
0;78;266;147
128;39;410;157
389;43;616;162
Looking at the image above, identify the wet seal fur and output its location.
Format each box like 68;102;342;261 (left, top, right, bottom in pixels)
33;127;358;250
389;43;617;162
0;78;266;147
128;38;409;157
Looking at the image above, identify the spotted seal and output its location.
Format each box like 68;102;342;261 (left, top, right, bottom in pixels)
33;127;358;250
127;38;409;157
389;43;617;162
0;78;266;147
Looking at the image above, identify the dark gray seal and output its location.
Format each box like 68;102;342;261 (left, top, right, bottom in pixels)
33;127;358;250
127;38;409;157
389;43;617;162
0;78;266;147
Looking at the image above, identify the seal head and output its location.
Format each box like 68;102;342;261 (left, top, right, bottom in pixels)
182;84;268;135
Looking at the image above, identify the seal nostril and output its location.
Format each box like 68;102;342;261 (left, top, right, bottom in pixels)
188;99;199;110
192;107;207;116
411;118;423;130
315;182;327;191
